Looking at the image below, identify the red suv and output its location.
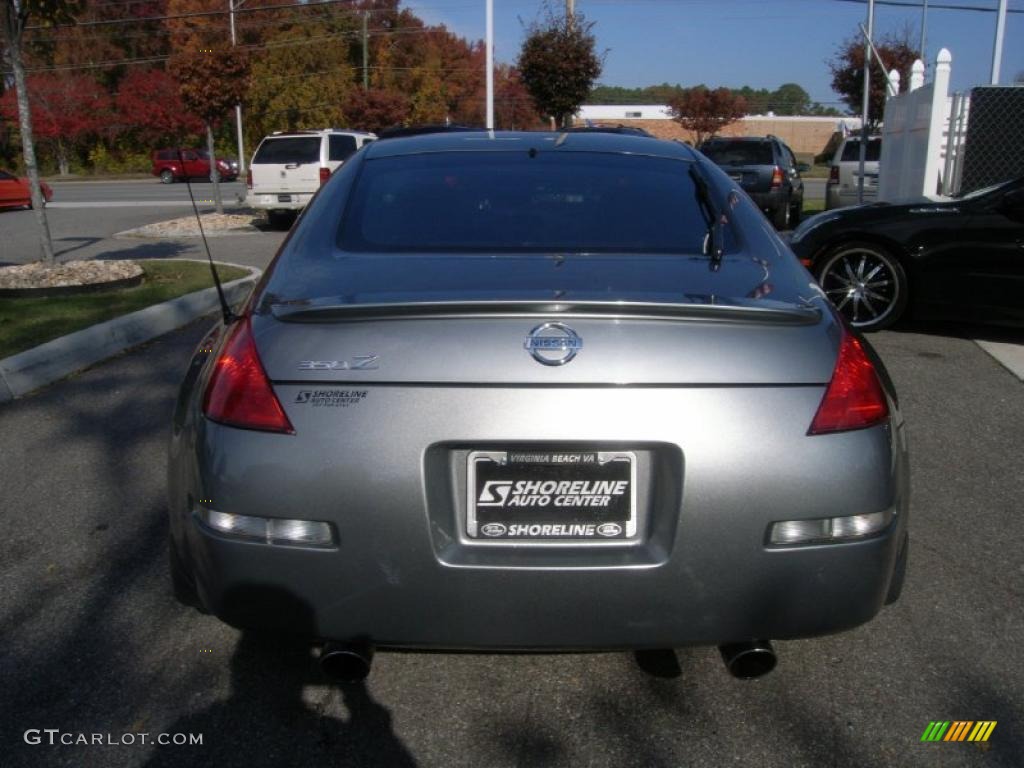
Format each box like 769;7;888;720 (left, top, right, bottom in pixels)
151;149;238;184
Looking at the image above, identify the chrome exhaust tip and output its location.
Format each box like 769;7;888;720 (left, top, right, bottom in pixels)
319;642;373;682
719;640;776;679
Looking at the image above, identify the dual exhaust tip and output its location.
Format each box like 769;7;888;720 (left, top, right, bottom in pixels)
719;640;777;679
319;642;373;683
318;639;776;682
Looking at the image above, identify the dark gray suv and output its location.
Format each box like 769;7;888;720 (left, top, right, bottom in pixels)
699;135;807;230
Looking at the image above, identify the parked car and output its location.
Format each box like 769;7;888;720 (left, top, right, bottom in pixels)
0;169;52;210
825;135;882;210
151;148;238;184
698;135;807;229
789;176;1024;331
246;129;376;229
169;131;909;683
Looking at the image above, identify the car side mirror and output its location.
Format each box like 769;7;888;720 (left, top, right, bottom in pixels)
796;163;811;173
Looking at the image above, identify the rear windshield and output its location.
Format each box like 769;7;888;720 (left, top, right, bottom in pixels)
329;134;358;162
253;137;320;165
841;139;882;162
700;141;773;166
337;152;709;254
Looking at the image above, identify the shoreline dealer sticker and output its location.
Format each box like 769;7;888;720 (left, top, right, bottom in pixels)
466;451;637;540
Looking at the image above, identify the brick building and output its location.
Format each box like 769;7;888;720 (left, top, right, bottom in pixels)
575;105;862;157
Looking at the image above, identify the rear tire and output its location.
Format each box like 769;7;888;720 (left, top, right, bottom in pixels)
160;169;175;184
816;241;908;331
169;531;203;610
789;198;802;227
772;202;791;230
267;211;295;230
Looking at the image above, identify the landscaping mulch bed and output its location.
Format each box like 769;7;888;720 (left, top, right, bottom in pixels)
0;260;143;297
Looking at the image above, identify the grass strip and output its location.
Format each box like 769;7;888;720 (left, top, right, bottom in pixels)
0;260;247;359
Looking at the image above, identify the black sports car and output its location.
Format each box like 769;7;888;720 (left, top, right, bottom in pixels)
788;177;1024;331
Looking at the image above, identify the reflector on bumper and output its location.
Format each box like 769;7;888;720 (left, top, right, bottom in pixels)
197;508;335;548
768;509;893;546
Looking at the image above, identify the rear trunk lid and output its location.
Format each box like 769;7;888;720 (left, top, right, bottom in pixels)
252;253;836;386
250;135;322;195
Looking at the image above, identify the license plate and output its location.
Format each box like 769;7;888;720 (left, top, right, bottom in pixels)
728;173;742;182
277;194;292;203
466;450;637;541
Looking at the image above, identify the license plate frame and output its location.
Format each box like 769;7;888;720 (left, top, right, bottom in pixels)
466;450;637;542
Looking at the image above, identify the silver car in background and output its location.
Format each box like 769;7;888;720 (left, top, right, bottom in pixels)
168;132;909;682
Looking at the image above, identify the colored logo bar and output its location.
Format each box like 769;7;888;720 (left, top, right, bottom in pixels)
921;721;997;742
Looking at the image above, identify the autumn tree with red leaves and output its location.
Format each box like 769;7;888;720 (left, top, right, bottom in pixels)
828;28;919;129
168;44;249;213
517;9;603;128
668;87;748;145
2;0;84;263
115;68;203;147
0;73;111;175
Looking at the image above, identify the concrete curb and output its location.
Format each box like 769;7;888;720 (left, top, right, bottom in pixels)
0;259;261;403
976;340;1024;382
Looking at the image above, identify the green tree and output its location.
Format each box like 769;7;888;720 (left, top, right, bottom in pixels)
828;28;919;128
246;24;356;139
769;83;811;115
169;44;249;214
1;0;83;263
517;9;603;128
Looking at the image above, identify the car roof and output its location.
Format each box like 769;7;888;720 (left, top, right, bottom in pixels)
363;130;696;160
266;129;373;137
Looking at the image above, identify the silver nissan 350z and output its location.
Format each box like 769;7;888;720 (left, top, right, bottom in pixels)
168;131;909;681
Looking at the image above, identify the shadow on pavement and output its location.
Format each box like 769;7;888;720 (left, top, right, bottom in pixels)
92;241;193;261
54;236;104;260
144;589;416;768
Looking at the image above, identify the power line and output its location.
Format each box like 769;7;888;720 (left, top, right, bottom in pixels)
10;25;467;74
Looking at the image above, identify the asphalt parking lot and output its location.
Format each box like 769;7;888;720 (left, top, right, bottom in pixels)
1;184;1022;767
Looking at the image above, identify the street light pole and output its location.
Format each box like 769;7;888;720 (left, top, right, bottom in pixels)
229;0;247;174
991;0;1008;84
919;0;928;69
858;0;875;205
485;0;494;129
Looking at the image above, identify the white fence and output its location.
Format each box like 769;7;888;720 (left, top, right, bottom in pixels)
877;49;956;201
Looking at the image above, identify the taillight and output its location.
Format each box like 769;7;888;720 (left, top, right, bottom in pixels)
203;317;293;434
245;169;252;189
808;326;889;435
319;167;331;185
828;165;839;184
771;166;784;189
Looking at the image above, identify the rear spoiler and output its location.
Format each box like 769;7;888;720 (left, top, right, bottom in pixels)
269;298;823;326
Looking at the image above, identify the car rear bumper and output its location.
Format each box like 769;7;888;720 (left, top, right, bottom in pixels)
170;385;910;650
247;192;312;211
748;190;788;211
184;509;904;649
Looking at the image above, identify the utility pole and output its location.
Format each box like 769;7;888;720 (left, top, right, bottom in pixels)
229;0;246;174
485;0;494;129
567;0;574;23
991;0;1008;84
362;10;369;90
919;0;928;69
857;0;874;205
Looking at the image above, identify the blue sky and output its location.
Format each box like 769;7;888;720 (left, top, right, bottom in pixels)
406;0;1024;108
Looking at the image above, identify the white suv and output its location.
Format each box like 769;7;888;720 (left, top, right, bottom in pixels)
825;135;881;210
247;129;376;228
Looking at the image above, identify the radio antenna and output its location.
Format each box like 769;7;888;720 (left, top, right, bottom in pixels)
176;148;235;325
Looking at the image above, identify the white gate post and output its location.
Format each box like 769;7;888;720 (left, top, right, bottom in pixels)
910;59;925;91
922;49;952;197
